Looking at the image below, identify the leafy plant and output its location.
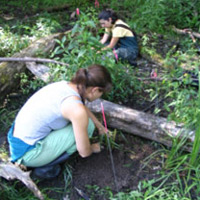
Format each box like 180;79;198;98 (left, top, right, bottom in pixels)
0;26;30;57
19;72;46;95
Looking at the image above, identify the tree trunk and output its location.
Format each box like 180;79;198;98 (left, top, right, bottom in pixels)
87;99;194;151
0;30;70;102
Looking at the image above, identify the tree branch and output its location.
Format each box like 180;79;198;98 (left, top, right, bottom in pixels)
172;26;200;39
0;57;69;66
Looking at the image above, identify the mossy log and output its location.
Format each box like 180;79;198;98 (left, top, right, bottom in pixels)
87;99;194;151
0;30;71;102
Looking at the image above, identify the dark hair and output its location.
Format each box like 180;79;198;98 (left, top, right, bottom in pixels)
71;64;112;102
98;9;118;24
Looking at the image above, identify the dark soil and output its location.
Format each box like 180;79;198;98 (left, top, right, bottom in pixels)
33;132;162;200
70;136;161;200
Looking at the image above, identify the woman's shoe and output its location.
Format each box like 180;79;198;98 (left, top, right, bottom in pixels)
32;152;69;179
33;164;61;179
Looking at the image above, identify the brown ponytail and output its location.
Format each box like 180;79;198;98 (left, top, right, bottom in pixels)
71;64;112;102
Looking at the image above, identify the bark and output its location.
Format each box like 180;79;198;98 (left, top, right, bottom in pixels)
25;62;50;82
87;99;194;151
0;30;71;102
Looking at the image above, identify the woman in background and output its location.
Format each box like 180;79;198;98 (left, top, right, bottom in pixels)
98;9;138;66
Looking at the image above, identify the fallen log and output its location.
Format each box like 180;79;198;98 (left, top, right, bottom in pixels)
87;99;194;151
0;30;71;102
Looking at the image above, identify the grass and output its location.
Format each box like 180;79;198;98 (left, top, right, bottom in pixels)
0;180;40;200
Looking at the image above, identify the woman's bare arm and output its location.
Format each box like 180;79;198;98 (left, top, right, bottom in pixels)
61;99;100;157
100;33;110;44
102;37;119;50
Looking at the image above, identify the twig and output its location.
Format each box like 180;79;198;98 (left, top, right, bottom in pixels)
172;26;200;39
0;57;69;66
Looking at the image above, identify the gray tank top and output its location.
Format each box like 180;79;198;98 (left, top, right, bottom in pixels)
14;81;82;145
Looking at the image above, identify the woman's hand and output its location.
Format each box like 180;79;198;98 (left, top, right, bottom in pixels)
91;142;101;153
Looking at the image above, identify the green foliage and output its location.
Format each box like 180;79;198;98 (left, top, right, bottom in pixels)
0;26;30;57
0;12;63;57
132;0;166;33
189;72;200;167
86;185;115;199
138;32;200;198
0;181;39;200
162;0;200;30
30;0;70;8
62;163;74;195
0;180;61;200
127;0;200;33
19;72;46;95
142;42;199;127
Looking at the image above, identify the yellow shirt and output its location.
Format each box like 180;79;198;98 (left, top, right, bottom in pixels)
105;19;133;38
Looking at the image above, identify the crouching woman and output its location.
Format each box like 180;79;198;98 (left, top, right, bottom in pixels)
7;64;112;179
98;9;138;66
